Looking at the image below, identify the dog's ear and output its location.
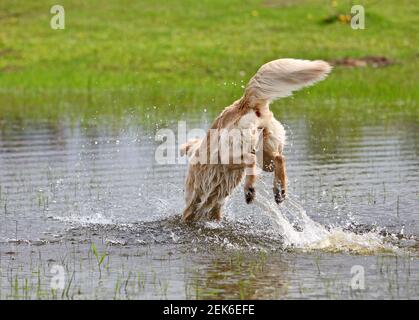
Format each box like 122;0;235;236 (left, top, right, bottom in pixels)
180;138;202;157
180;143;190;157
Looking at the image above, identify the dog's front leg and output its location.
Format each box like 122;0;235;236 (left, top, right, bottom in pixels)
243;152;257;204
224;151;257;203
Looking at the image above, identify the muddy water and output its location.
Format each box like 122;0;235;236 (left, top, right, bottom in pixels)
0;112;418;299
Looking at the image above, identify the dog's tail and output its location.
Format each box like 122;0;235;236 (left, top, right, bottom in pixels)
242;58;332;106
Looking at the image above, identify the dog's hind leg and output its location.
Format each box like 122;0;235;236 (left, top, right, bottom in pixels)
262;119;287;204
209;203;222;221
273;153;287;203
182;188;201;223
182;200;198;222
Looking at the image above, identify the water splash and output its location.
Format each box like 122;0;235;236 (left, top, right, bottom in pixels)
47;179;402;254
252;187;395;254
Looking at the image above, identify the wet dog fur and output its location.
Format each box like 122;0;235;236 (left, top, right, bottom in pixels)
180;59;331;222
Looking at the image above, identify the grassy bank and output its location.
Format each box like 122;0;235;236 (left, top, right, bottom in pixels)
0;0;417;120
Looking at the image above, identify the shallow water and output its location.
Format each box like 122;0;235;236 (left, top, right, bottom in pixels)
0;111;418;299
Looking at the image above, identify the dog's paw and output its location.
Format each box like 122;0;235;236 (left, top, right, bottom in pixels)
245;187;256;204
274;190;286;204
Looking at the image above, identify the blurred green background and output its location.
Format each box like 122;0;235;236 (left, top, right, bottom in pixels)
0;0;417;120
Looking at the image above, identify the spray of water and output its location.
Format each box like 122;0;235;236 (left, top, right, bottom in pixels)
49;176;398;254
252;185;395;254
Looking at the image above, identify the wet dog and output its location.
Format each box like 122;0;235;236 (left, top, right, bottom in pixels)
180;59;331;222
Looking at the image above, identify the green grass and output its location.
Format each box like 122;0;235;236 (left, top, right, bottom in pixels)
0;0;417;120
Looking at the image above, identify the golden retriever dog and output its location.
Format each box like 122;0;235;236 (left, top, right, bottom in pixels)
181;58;331;222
